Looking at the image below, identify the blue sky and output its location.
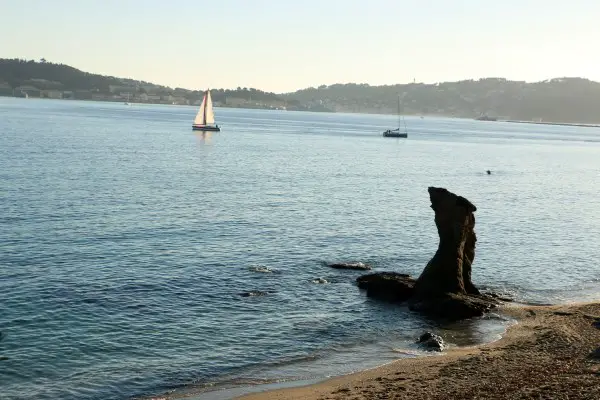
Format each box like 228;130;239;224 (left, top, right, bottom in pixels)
1;0;598;92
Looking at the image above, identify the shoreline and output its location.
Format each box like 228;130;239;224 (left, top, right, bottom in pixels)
502;120;600;128
225;302;600;400
7;97;600;126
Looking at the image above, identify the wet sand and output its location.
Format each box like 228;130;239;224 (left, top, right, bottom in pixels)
238;303;600;400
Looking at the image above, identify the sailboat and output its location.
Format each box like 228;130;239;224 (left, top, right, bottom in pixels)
383;94;408;138
192;89;220;131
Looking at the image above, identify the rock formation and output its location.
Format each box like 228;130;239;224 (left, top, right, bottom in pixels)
329;262;372;271
356;187;499;320
356;272;415;302
416;332;445;351
411;187;479;298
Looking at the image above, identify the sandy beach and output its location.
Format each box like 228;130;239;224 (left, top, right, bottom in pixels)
237;303;600;400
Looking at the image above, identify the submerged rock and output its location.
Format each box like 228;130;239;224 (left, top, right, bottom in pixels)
329;262;372;271
356;272;415;302
417;332;445;351
312;277;328;284
248;265;274;273
239;290;272;297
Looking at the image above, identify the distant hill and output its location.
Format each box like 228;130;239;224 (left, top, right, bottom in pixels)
2;58;600;123
0;58;328;111
283;79;600;123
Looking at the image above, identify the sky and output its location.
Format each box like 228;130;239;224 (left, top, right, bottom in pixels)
1;0;599;92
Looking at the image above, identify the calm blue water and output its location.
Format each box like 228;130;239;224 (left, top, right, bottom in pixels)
1;98;600;400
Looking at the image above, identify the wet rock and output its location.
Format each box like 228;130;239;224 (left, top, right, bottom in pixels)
417;332;445;351
408;187;497;320
356;272;415;302
312;277;328;284
248;265;274;273
413;187;480;298
409;293;496;320
329;262;372;271
351;187;500;321
239;290;271;297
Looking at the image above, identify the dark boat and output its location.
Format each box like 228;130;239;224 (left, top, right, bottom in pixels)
383;128;408;138
192;124;220;132
192;89;221;131
383;94;408;138
475;115;497;121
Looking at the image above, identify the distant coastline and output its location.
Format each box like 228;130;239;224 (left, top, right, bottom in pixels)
503;120;600;128
3;58;600;124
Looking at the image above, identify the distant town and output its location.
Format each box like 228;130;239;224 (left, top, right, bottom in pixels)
2;58;600;124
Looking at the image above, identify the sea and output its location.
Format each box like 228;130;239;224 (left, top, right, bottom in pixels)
1;98;599;400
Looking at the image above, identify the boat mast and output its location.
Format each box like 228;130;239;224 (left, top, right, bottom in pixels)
397;94;400;130
203;90;208;125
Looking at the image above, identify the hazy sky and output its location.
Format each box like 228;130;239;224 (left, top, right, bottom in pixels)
1;0;599;92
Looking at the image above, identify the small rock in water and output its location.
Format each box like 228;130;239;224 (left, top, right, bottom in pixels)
239;290;270;297
312;277;328;284
328;262;372;271
416;332;445;352
248;265;273;273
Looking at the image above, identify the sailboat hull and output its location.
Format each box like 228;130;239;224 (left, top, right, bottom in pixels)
383;130;407;138
192;125;220;132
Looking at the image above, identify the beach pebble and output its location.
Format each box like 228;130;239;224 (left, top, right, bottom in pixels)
417;332;445;351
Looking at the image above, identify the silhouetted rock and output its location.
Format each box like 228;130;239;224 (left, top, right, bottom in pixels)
417;332;445;351
356;272;415;302
355;187;500;321
329;262;372;271
412;187;480;298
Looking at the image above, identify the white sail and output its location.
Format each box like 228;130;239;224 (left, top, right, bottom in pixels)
205;91;215;124
194;94;207;125
193;90;216;126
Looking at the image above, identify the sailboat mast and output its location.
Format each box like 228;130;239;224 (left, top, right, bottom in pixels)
203;90;208;125
397;95;401;129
